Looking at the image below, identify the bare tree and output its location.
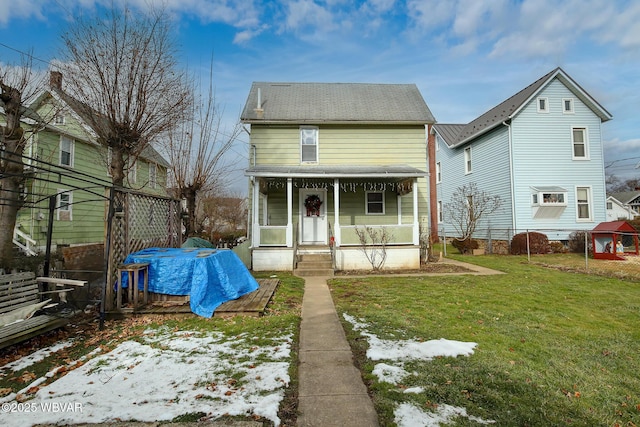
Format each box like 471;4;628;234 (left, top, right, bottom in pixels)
200;194;247;241
0;56;45;269
354;226;392;271
59;5;191;187
444;182;502;242
163;61;242;237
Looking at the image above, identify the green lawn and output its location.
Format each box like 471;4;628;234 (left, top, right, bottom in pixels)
329;255;640;426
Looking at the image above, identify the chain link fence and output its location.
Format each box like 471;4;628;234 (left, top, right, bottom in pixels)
438;226;640;281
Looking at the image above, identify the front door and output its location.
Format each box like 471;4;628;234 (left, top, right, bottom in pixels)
300;189;327;245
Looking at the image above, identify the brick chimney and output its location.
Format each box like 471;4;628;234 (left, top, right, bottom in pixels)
50;71;63;90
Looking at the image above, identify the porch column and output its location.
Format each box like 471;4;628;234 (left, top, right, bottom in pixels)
252;178;260;247
412;178;419;245
333;178;341;246
286;178;293;247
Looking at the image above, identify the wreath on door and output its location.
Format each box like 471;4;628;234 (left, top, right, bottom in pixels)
304;194;322;216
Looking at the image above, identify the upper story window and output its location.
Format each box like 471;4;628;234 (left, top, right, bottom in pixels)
366;191;385;215
436;162;442;183
149;163;157;189
606;201;613;210
576;186;592;221
59;135;74;167
572;127;588;159
127;157;137;184
54;114;66;125
563;98;574;113
464;147;472;174
300;127;318;163
537;97;548;113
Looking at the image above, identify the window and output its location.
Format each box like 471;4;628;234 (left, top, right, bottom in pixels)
437;200;443;223
57;190;72;221
149;163;157;189
300;127;318;163
572;127;588;159
532;187;568;206
59;135;74;167
436;162;442;183
54;114;66;125
576;186;592;221
366;191;385;215
537;97;548;113
563;98;574;113
464;147;472;174
606;201;613;210
127;158;137;184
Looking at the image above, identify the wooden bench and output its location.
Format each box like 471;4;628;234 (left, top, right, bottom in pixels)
0;272;85;350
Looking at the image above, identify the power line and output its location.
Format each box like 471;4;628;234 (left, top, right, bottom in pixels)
0;43;52;66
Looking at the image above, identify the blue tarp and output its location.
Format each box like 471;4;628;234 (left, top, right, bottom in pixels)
123;247;259;317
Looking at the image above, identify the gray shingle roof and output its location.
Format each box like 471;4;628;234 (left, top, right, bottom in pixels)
241;82;435;124
609;191;640;204
433;68;612;147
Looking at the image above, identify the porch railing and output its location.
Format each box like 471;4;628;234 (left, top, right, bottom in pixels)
259;226;288;246
13;228;38;256
339;224;415;246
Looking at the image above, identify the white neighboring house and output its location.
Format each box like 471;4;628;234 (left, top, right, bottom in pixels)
607;191;640;220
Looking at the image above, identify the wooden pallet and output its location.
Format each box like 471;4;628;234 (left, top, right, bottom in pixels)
108;278;279;318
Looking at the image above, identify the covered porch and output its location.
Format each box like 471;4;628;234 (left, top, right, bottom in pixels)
246;165;428;271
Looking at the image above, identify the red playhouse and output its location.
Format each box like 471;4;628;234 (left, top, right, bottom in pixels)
591;221;639;260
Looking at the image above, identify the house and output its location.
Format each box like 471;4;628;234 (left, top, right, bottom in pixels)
607;191;640;220
241;82;435;271
11;71;169;255
431;68;612;244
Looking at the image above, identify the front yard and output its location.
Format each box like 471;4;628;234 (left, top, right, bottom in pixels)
330;254;640;426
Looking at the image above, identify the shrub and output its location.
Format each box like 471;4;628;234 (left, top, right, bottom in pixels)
568;231;592;254
549;241;568;253
510;232;550;255
452;237;479;254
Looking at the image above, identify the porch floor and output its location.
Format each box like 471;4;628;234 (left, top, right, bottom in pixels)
106;278;279;319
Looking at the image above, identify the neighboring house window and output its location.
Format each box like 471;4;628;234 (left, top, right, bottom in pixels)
436;162;442;183
576;187;592;221
537;97;548;113
464;147;472;174
300;127;318;163
572;127;588;159
563;98;574;113
127;158;137;184
149;163;157;189
59;135;74;167
54;114;66;125
366;191;385;215
57;190;72;221
606;201;613;210
437;200;443;223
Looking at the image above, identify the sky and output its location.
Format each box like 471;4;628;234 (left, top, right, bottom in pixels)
1;0;639;194
0;311;481;427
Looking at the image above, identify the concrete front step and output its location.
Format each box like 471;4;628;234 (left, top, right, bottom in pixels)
295;268;335;277
295;252;334;277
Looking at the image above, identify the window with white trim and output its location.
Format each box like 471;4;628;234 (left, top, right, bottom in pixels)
563;98;574;113
300;127;318;163
572;127;588;159
366;191;385;215
531;187;568;206
149;163;157;189
437;200;443;223
606;201;613;210
59;135;74;167
54;114;66;125
436;162;442;183
464;147;472;174
537;97;548;113
576;186;592;221
127;158;137;184
57;190;72;221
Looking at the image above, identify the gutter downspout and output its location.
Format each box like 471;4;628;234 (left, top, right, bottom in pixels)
503;121;516;234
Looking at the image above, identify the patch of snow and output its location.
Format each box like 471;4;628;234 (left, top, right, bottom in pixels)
395;402;496;426
372;363;409;384
403;386;424;394
2;330;292;427
1;339;75;374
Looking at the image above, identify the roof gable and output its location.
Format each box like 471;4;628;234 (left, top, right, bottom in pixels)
241;82;435;124
433;68;612;148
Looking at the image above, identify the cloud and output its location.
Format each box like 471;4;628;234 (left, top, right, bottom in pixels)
282;0;337;35
0;0;45;26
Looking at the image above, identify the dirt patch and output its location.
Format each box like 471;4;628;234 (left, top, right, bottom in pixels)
336;262;473;276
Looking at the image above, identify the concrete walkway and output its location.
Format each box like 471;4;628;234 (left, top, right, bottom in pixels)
297;276;379;427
